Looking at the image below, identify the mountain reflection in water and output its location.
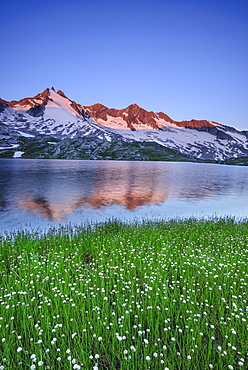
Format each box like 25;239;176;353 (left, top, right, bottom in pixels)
16;178;171;221
0;159;248;228
14;161;218;221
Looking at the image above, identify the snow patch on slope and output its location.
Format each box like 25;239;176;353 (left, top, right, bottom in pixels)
106;126;248;161
96;115;129;129
13;151;24;158
46;89;81;118
153;117;181;129
17;131;35;138
12;104;32;111
43;107;77;122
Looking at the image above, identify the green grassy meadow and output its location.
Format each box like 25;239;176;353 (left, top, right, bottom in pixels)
0;219;247;369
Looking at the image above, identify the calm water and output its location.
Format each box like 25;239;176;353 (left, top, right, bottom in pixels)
0;159;248;234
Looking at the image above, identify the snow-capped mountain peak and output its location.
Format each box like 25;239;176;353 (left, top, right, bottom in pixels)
82;100;223;131
4;88;86;120
0;88;224;131
0;88;248;161
0;88;98;139
1;88;50;111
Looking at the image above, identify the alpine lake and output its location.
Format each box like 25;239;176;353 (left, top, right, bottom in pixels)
0;158;247;235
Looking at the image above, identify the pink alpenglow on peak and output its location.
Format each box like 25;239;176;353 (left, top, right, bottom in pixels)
1;88;223;131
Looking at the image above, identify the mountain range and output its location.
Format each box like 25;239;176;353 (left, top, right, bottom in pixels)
0;88;248;163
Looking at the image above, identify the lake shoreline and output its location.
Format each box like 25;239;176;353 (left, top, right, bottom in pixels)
1;159;248;234
1;218;247;369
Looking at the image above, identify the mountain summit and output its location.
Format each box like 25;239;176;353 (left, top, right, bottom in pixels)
1;88;221;130
84;101;222;131
0;88;247;161
1;88;89;121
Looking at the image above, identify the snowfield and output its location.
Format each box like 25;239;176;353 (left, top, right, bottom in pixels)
0;88;247;161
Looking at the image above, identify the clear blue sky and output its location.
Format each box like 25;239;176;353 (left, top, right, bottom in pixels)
1;0;247;130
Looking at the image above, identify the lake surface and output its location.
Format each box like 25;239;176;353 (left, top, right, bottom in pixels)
0;159;247;234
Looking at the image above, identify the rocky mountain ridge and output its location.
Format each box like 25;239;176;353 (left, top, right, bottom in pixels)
83;102;221;131
0;88;248;162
